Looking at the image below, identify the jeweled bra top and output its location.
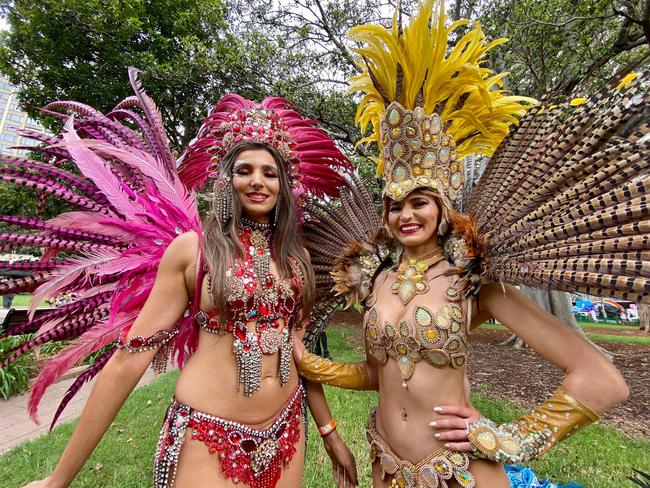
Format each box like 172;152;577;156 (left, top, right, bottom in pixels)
364;270;468;384
193;221;303;396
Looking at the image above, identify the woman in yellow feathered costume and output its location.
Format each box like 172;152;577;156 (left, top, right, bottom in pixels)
293;0;646;486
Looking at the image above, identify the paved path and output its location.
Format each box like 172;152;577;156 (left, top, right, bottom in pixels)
0;365;160;454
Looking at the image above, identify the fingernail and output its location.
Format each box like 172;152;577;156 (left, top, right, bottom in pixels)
429;421;437;427
434;433;440;438
444;443;450;448
433;406;443;412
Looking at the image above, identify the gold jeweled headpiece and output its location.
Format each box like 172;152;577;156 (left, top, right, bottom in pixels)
348;0;536;207
381;103;463;204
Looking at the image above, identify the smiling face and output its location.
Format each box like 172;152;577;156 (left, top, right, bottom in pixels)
231;148;281;223
386;190;441;254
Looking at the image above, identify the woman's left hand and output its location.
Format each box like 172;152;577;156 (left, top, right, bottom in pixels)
429;404;480;452
322;431;358;487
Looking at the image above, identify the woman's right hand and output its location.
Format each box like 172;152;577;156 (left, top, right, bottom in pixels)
429;404;480;452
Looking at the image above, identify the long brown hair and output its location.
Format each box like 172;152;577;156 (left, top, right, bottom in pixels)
202;141;315;321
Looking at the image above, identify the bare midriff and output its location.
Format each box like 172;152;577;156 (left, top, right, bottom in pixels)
174;329;299;426
174;271;300;426
370;262;508;486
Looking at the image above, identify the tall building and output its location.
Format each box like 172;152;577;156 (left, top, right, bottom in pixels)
0;75;43;156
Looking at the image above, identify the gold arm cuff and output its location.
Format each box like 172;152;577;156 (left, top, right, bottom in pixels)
513;385;600;456
298;350;370;390
468;386;600;463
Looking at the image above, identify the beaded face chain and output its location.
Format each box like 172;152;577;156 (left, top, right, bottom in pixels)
196;219;301;396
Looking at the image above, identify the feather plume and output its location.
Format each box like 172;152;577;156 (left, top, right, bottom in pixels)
466;71;650;303
348;0;535;171
49;348;116;430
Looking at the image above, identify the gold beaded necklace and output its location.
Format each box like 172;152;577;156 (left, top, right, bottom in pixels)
391;249;446;305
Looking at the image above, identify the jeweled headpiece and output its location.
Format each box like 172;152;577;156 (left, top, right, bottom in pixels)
348;0;536;206
381;103;463;203
178;94;351;196
207;104;299;186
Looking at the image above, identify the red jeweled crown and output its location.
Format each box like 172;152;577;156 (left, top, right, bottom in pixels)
178;94;352;197
207;106;300;187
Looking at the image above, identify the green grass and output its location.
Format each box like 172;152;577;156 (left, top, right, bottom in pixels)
584;333;650;345
577;321;639;331
9;294;32;307
1;325;648;487
7;294;49;308
478;322;650;346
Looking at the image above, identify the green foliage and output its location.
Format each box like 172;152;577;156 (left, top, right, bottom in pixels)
0;331;69;400
0;335;34;399
472;0;650;98
0;0;246;148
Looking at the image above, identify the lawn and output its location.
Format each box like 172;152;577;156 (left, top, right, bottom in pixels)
479;322;650;346
576;321;639;331
0;325;648;487
6;294;49;308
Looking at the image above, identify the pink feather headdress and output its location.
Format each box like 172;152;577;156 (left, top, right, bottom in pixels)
178;94;351;196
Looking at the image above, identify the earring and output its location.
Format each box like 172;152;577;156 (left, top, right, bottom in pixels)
273;198;281;228
214;176;233;224
437;217;448;236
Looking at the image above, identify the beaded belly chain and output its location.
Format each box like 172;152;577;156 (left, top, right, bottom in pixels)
194;219;302;396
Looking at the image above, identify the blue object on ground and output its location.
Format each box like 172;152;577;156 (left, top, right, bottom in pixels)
505;465;583;488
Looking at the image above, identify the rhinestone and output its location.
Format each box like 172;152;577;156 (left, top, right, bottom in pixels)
422;151;437;167
388;108;401;125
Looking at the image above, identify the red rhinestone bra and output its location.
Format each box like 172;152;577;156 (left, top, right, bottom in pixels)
194;223;303;396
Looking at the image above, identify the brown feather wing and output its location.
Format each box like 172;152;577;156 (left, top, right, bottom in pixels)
467;73;650;303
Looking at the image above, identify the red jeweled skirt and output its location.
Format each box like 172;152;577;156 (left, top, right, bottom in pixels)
153;384;304;488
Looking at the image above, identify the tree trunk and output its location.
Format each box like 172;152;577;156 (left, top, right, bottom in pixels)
640;303;650;333
498;286;612;359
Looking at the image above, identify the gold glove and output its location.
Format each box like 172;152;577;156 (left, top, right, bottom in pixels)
298;350;370;390
468;386;599;463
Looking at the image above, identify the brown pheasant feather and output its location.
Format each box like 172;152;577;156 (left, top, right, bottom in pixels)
467;72;650;303
301;171;389;349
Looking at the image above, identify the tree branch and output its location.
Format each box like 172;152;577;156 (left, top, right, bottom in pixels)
312;0;357;70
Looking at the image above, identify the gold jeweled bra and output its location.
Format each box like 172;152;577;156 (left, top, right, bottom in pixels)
365;280;467;386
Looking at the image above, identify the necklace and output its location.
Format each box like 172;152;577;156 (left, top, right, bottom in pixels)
237;220;293;395
391;249;446;305
241;216;272;231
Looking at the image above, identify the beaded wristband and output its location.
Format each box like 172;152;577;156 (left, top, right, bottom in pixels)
318;419;337;437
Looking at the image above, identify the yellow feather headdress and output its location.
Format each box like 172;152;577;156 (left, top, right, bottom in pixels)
348;0;536;204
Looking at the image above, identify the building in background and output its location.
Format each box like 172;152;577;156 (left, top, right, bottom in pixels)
0;75;42;156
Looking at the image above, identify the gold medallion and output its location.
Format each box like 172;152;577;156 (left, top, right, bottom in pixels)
391;249;445;305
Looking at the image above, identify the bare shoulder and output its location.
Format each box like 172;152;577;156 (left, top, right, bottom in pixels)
371;266;392;291
162;231;201;272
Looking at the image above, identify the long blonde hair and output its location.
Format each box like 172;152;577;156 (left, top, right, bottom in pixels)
202;141;315;321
